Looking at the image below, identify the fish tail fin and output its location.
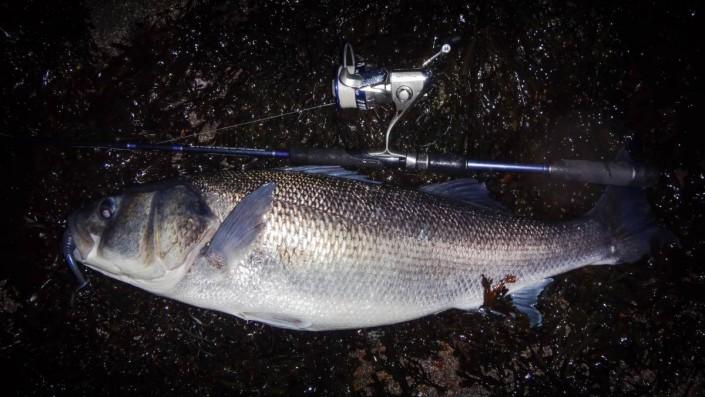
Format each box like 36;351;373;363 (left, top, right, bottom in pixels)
588;184;675;265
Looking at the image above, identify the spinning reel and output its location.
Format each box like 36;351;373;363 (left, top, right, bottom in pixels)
332;42;452;154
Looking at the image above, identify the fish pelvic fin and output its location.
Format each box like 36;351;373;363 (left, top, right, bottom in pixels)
589;182;676;265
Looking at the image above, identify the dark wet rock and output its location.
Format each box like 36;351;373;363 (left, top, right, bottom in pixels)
375;370;402;396
2;0;705;395
351;348;375;394
414;342;463;393
196;121;219;143
0;280;21;314
87;0;191;57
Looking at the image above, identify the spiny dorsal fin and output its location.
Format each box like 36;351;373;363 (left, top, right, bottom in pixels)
279;165;380;184
205;182;275;267
420;178;509;212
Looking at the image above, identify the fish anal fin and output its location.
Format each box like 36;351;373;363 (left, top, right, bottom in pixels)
509;278;554;327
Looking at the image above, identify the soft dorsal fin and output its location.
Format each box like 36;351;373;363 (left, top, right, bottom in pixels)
279;165;380;184
420;178;509;212
283;168;508;212
205;182;275;267
509;278;553;327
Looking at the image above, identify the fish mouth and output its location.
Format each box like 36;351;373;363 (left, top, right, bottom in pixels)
67;212;93;262
64;214;90;288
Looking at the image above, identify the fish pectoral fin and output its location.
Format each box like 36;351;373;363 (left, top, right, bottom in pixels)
509;278;554;328
242;312;312;330
205;182;275;267
419;178;509;212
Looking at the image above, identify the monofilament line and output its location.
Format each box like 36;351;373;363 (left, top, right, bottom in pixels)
159;102;336;144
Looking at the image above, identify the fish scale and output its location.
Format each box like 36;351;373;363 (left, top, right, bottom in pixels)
71;165;664;330
169;170;611;329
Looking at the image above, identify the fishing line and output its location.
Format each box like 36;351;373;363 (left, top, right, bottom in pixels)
158;102;336;144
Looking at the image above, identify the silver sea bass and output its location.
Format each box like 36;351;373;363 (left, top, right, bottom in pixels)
67;167;668;330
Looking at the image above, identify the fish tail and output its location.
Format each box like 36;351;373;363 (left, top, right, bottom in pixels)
589;184;675;265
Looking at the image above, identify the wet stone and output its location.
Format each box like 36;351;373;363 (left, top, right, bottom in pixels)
1;0;704;395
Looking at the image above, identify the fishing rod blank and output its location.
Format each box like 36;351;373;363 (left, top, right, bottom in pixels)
287;148;658;187
48;140;658;187
67;141;290;159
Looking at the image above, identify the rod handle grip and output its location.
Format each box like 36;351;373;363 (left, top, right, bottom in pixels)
550;160;658;187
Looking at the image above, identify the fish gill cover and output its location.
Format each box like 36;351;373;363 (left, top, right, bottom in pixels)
0;0;704;395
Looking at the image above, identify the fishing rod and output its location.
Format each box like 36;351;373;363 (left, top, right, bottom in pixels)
60;141;656;187
54;41;656;187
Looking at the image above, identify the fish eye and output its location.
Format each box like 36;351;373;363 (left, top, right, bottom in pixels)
99;198;117;220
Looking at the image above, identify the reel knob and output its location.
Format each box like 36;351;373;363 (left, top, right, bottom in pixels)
396;86;413;102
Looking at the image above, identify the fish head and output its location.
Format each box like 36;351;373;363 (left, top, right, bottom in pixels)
68;182;217;291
